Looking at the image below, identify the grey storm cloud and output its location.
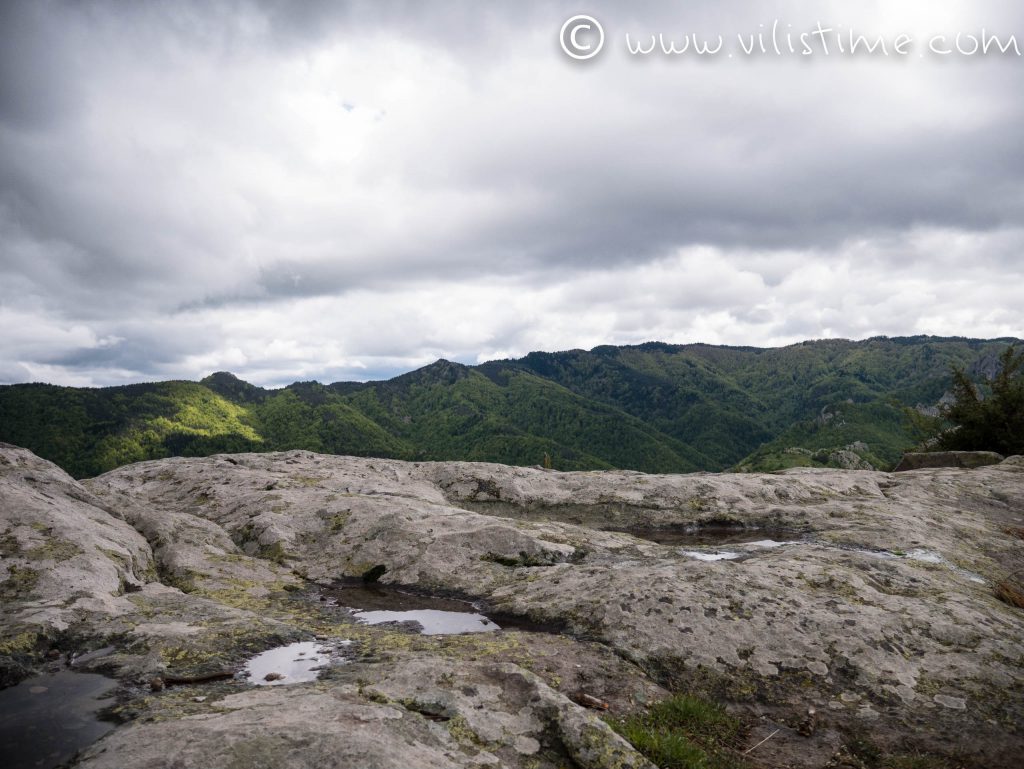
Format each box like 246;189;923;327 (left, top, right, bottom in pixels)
1;0;1022;386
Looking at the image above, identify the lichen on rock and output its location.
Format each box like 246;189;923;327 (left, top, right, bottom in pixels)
2;445;1023;768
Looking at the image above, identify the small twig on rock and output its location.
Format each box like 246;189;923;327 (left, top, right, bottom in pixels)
743;728;780;755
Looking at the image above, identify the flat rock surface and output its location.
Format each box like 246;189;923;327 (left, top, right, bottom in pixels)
3;444;1023;767
76;657;655;769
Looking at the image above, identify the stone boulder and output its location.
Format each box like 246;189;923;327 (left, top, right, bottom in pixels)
0;444;153;648
894;451;1004;471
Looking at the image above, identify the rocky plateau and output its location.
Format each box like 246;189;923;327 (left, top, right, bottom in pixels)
2;442;1023;768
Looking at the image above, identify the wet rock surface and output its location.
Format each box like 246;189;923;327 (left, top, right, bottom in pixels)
1;443;1023;767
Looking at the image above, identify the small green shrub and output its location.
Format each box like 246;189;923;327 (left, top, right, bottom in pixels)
616;723;708;768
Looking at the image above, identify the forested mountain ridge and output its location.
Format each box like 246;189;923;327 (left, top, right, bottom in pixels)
0;336;1017;478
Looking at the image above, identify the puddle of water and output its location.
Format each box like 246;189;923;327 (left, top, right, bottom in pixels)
320;583;558;635
0;669;117;769
609;526;804;547
744;539;800;549
241;641;349;686
681;550;741;561
678;536;807;562
351;609;500;634
329;584;500;634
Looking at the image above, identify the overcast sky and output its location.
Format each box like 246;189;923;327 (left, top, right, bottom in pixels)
1;1;1022;387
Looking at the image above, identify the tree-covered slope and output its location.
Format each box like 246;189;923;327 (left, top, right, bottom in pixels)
0;336;1018;478
338;360;710;472
0;381;264;478
495;336;1016;470
505;346;773;468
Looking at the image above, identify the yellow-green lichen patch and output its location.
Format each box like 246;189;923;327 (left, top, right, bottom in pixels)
325;513;350;532
111;683;238;725
194;579;299;611
572;720;655;769
160;571;198;594
98;546;135;572
446;714;494;750
0;630;39;656
0;532;22;556
156;622;298;678
288;475;327;488
258;541;293;565
25;539;82;562
1;564;41;599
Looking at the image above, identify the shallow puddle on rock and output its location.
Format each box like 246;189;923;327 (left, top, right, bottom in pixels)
322;583;539;635
608;525;804;547
679;536;808;561
681;550;742;561
352;608;500;634
0;669;117;769
241;641;349;686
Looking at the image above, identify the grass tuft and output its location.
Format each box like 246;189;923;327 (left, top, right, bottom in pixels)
609;694;745;769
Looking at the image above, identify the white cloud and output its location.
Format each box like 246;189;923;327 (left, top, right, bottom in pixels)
0;0;1021;386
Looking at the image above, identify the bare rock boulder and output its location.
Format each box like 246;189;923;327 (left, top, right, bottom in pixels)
894;451;1004;471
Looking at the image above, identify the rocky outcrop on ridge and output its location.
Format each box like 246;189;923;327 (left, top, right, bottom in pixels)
2;442;1023;768
893;450;1005;471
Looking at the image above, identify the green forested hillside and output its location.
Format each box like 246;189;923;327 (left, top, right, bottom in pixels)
0;336;1017;478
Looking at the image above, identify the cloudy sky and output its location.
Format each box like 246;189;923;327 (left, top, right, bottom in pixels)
1;0;1022;387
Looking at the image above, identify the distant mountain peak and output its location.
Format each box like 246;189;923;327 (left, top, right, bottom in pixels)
201;371;246;385
391;358;472;386
200;371;265;401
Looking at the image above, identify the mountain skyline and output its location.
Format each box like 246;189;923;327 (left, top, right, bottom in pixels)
2;335;1016;479
7;333;1017;390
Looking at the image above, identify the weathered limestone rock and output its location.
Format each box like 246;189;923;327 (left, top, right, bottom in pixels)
0;444;306;688
3;444;1024;768
359;656;655;769
74;682;497;769
894;450;1005;471
75;655;655;769
0;444;153;657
